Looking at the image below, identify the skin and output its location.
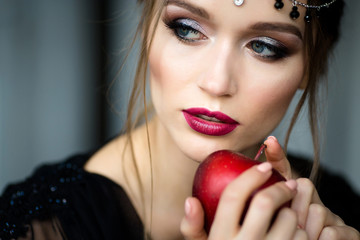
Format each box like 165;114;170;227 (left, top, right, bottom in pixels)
85;0;360;239
149;0;306;162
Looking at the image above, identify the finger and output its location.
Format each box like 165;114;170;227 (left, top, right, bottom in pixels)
210;162;273;238
239;179;298;239
180;197;207;240
291;178;323;228
293;228;309;240
264;136;292;180
319;226;360;240
266;207;298;240
305;204;345;240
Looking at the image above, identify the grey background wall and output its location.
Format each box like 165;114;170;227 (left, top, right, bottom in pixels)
1;0;359;194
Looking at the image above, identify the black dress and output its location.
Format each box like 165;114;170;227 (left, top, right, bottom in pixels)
0;154;144;240
0;154;359;240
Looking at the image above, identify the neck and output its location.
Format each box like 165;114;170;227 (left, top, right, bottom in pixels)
132;117;199;239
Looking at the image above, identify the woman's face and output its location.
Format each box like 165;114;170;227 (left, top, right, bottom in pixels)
148;0;307;161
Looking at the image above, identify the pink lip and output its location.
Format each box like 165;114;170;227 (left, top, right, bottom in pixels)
182;108;239;136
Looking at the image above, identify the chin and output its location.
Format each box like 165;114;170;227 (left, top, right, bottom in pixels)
176;133;245;163
183;132;270;163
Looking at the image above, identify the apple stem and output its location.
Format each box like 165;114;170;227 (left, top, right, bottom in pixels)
254;144;266;161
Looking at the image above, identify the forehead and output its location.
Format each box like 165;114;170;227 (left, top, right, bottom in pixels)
163;0;306;36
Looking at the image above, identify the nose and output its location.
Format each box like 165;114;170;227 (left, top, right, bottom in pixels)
197;40;238;97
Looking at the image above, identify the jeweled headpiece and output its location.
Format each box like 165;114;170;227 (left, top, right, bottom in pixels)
274;0;338;22
233;0;338;22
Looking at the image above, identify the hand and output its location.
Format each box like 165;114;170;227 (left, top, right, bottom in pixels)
292;178;360;240
265;136;359;239
181;161;305;239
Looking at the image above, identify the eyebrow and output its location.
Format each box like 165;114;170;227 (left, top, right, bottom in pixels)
165;1;302;40
250;22;303;40
165;0;209;19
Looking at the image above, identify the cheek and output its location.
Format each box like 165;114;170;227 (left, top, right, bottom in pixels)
243;61;304;132
148;34;172;106
148;32;187;118
232;52;305;144
148;33;199;110
149;50;180;112
257;74;301;108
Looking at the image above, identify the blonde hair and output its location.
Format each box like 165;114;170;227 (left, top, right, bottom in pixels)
121;1;165;237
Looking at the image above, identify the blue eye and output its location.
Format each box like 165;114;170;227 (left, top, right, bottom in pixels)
165;18;206;42
252;42;275;55
175;26;201;41
249;39;288;60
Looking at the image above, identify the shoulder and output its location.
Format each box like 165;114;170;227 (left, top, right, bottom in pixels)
84;137;125;184
84;134;145;201
0;154;89;240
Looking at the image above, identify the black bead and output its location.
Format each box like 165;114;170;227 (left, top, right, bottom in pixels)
274;0;284;9
290;6;300;19
304;10;312;23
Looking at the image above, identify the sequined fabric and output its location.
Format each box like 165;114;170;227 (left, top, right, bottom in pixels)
0;158;84;239
0;154;145;240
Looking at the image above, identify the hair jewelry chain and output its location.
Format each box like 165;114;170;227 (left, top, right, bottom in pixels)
234;0;338;22
292;0;338;9
274;0;338;22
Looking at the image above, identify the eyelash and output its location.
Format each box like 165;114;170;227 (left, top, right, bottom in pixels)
164;18;289;60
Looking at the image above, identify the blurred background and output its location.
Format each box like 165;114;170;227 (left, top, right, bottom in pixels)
0;0;359;194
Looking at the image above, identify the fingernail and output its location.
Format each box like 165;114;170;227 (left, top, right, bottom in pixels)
185;198;192;216
266;135;277;143
257;162;272;173
285;179;297;190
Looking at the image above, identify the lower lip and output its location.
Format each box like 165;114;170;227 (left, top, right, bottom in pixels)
182;111;239;136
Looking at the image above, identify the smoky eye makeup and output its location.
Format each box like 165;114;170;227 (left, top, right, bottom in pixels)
163;17;207;43
163;5;297;60
246;37;290;60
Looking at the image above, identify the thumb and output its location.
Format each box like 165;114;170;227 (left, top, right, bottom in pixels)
180;197;208;240
264;136;292;180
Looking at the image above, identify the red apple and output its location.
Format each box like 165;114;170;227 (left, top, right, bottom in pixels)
192;145;288;234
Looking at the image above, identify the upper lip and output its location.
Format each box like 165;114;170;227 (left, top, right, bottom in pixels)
182;107;239;124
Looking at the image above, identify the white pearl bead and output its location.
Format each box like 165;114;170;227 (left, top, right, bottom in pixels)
234;0;244;6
